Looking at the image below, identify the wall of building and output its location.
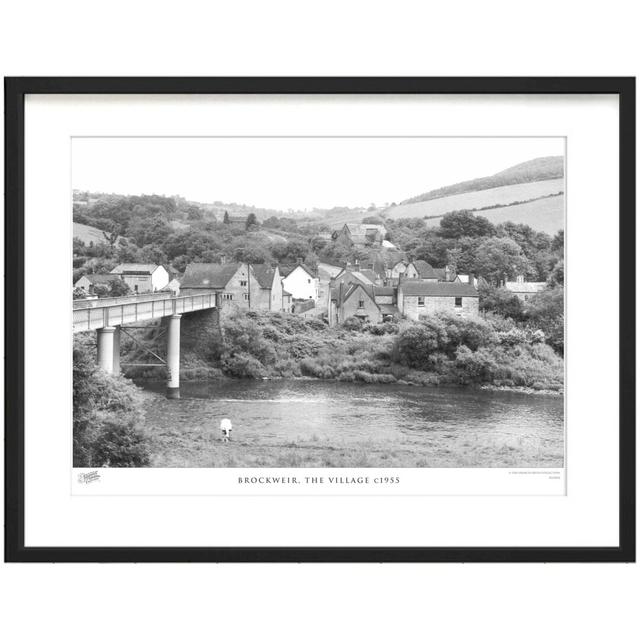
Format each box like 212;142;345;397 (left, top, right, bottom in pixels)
339;290;381;324
269;267;283;311
182;264;262;310
401;295;479;320
151;267;170;291
75;276;92;290
282;267;319;301
121;274;153;293
389;263;407;278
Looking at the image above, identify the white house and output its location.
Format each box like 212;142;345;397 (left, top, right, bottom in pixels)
110;263;170;293
280;264;319;301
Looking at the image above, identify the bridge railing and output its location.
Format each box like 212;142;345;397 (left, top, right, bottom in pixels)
73;292;217;333
73;291;174;310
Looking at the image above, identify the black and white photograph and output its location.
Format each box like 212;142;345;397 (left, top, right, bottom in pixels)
72;136;565;470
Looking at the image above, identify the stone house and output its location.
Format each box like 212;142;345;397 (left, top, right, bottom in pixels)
252;264;284;311
332;223;387;247
329;282;382;326
387;260;455;282
181;262;282;311
161;278;181;296
110;263;170;293
328;282;399;326
504;275;546;301
316;261;345;313
74;273;122;294
397;281;479;320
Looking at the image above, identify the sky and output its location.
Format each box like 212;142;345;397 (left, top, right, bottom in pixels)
72;137;564;211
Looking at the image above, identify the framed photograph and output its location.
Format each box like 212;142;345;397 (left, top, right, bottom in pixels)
4;77;635;562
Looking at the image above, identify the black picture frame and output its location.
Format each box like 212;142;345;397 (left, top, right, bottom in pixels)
4;77;635;563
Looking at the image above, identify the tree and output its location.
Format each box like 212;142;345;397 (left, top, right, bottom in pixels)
272;239;308;263
439;211;496;239
108;278;131;298
73;342;149;467
525;286;564;353
472;237;531;283
548;259;564;286
478;284;525;321
245;213;259;230
362;215;384;225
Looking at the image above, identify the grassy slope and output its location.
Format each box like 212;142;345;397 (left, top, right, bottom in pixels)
417;194;565;235
73;221;110;244
403;155;564;204
384;178;564;220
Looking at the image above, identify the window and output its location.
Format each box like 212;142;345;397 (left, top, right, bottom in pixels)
222;293;234;300
358;300;365;308
243;293;249;301
308;278;311;284
417;296;424;306
240;280;247;287
455;297;462;307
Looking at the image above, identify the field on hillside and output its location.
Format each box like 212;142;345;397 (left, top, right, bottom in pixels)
384;178;564;221
73;221;111;244
419;194;564;234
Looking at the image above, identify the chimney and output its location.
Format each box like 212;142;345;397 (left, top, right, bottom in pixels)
220;255;226;265
516;274;525;284
297;257;303;265
468;272;475;288
354;260;360;272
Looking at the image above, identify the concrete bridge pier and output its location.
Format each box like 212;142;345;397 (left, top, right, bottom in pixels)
166;314;181;399
112;326;121;374
96;326;116;374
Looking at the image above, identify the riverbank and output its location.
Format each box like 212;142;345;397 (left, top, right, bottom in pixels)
123;308;564;393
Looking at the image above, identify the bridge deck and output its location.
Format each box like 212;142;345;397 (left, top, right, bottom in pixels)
73;292;217;333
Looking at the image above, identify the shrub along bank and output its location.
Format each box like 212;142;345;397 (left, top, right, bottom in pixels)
126;309;563;392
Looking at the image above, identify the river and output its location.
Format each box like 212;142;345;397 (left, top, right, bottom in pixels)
136;379;564;468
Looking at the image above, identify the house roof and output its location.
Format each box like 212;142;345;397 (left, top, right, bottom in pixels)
378;304;400;316
181;263;240;288
342;282;377;305
76;273;121;285
399;281;479;297
110;263;160;275
374;286;395;296
349;270;377;287
279;263;317;278
504;281;547;294
359;269;380;283
411;260;438;279
252;264;277;289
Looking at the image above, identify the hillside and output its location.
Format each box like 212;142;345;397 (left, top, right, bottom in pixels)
73;222;112;245
419;193;564;235
402;156;564;205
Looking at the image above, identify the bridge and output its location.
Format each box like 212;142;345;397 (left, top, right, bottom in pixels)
74;291;218;398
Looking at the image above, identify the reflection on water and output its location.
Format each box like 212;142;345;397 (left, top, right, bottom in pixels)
138;378;564;450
